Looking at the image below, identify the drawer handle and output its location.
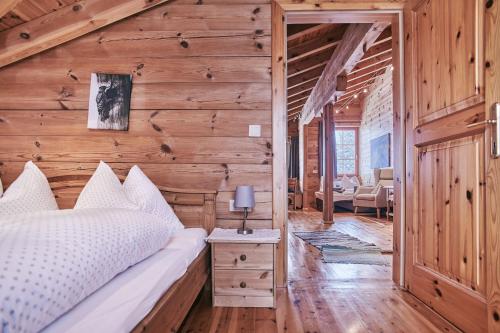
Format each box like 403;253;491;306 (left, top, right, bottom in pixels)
240;254;247;261
240;281;247;288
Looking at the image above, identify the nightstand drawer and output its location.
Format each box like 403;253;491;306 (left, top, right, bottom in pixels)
214;269;273;297
214;243;273;269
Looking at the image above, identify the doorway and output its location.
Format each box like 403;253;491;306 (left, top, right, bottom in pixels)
272;4;405;289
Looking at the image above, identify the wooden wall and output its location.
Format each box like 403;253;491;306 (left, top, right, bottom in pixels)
302;118;320;208
0;0;273;229
359;69;393;184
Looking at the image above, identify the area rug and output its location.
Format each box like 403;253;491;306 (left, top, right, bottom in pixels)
293;230;391;266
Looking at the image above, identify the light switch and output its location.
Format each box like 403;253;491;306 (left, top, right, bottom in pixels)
249;125;261;137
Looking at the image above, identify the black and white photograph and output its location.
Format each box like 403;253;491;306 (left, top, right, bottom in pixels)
87;73;132;131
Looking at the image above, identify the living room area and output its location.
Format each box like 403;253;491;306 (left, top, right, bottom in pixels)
286;22;395;270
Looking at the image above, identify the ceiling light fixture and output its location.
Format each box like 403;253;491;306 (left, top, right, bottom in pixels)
363;88;368;93
353;94;358;99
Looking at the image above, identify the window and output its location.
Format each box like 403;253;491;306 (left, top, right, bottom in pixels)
335;129;357;175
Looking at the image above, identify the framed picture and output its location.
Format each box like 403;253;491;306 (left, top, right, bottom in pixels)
370;133;391;169
87;73;132;131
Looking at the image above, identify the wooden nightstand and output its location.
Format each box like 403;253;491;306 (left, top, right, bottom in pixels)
206;228;281;308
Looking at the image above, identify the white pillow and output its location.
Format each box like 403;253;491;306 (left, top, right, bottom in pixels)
124;165;184;231
350;176;361;187
341;175;354;190
75;161;137;210
0;161;58;216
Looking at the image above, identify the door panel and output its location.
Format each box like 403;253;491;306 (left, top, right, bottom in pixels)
414;0;483;125
405;0;489;331
416;135;485;294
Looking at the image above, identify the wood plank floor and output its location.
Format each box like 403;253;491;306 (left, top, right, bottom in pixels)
180;210;458;333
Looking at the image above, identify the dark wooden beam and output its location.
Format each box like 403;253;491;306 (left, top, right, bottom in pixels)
288;79;319;96
288;25;347;62
0;0;173;68
301;22;389;121
288;89;313;104
350;52;392;75
288;99;306;110
287;24;330;43
288;65;325;87
323;103;334;224
287;48;332;76
336;74;347;91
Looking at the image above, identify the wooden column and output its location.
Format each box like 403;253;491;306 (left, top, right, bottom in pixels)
322;103;335;224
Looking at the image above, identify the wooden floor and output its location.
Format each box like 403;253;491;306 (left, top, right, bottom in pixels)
180;210;458;333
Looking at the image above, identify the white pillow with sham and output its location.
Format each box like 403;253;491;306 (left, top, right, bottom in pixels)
0;161;58;217
75;161;137;210
124;165;184;231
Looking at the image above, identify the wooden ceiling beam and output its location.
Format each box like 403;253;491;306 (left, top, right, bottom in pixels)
301;22;390;121
288;99;306;110
287;24;330;43
288;79;319;96
288;41;338;64
287;48;332;76
348;64;391;84
346;70;387;91
287;61;327;79
349;53;392;76
288;94;309;105
288;90;313;103
288;65;324;87
288;75;321;91
0;0;172;68
357;39;392;63
288;24;346;61
0;0;22;18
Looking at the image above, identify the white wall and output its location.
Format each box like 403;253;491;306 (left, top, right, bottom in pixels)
359;69;393;185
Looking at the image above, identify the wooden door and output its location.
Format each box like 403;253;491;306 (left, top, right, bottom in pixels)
403;0;500;331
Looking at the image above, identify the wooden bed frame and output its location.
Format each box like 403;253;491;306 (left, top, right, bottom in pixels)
41;173;217;333
131;186;216;333
2;167;217;332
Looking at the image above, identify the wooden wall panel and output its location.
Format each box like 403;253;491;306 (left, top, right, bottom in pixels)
302;118;320;208
0;1;272;230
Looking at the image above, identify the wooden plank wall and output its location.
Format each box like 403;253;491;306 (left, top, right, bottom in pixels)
0;0;273;229
359;69;393;184
302;118;320;208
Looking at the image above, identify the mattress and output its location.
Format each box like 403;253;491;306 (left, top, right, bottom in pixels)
42;228;208;333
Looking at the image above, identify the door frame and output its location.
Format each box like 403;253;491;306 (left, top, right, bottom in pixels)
271;1;406;287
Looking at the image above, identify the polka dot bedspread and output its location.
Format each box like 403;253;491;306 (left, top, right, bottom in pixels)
0;208;174;333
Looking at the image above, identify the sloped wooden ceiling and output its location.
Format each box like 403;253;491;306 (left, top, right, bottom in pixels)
0;0;80;31
287;24;392;122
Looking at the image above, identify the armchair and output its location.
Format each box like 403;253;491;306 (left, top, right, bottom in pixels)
353;168;393;219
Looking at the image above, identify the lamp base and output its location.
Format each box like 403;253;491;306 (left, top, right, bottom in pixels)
237;228;253;235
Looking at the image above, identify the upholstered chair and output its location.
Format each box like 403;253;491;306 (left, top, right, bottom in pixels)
353;168;393;219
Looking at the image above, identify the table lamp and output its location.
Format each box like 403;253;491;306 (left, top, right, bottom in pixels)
234;185;255;235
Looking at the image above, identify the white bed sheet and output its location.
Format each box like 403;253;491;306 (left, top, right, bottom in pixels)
42;228;207;333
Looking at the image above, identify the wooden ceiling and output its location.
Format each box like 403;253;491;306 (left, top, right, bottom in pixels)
287;24;392;122
0;0;80;31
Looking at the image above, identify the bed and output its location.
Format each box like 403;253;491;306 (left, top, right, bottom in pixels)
0;168;216;333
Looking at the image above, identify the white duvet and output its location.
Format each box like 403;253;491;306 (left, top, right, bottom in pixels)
0;208;174;333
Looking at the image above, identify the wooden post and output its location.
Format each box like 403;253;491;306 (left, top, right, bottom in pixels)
322;103;334;224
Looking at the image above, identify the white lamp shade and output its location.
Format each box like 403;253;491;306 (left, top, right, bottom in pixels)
234;185;255;208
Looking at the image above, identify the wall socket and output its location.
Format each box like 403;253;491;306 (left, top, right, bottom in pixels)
229;199;244;212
